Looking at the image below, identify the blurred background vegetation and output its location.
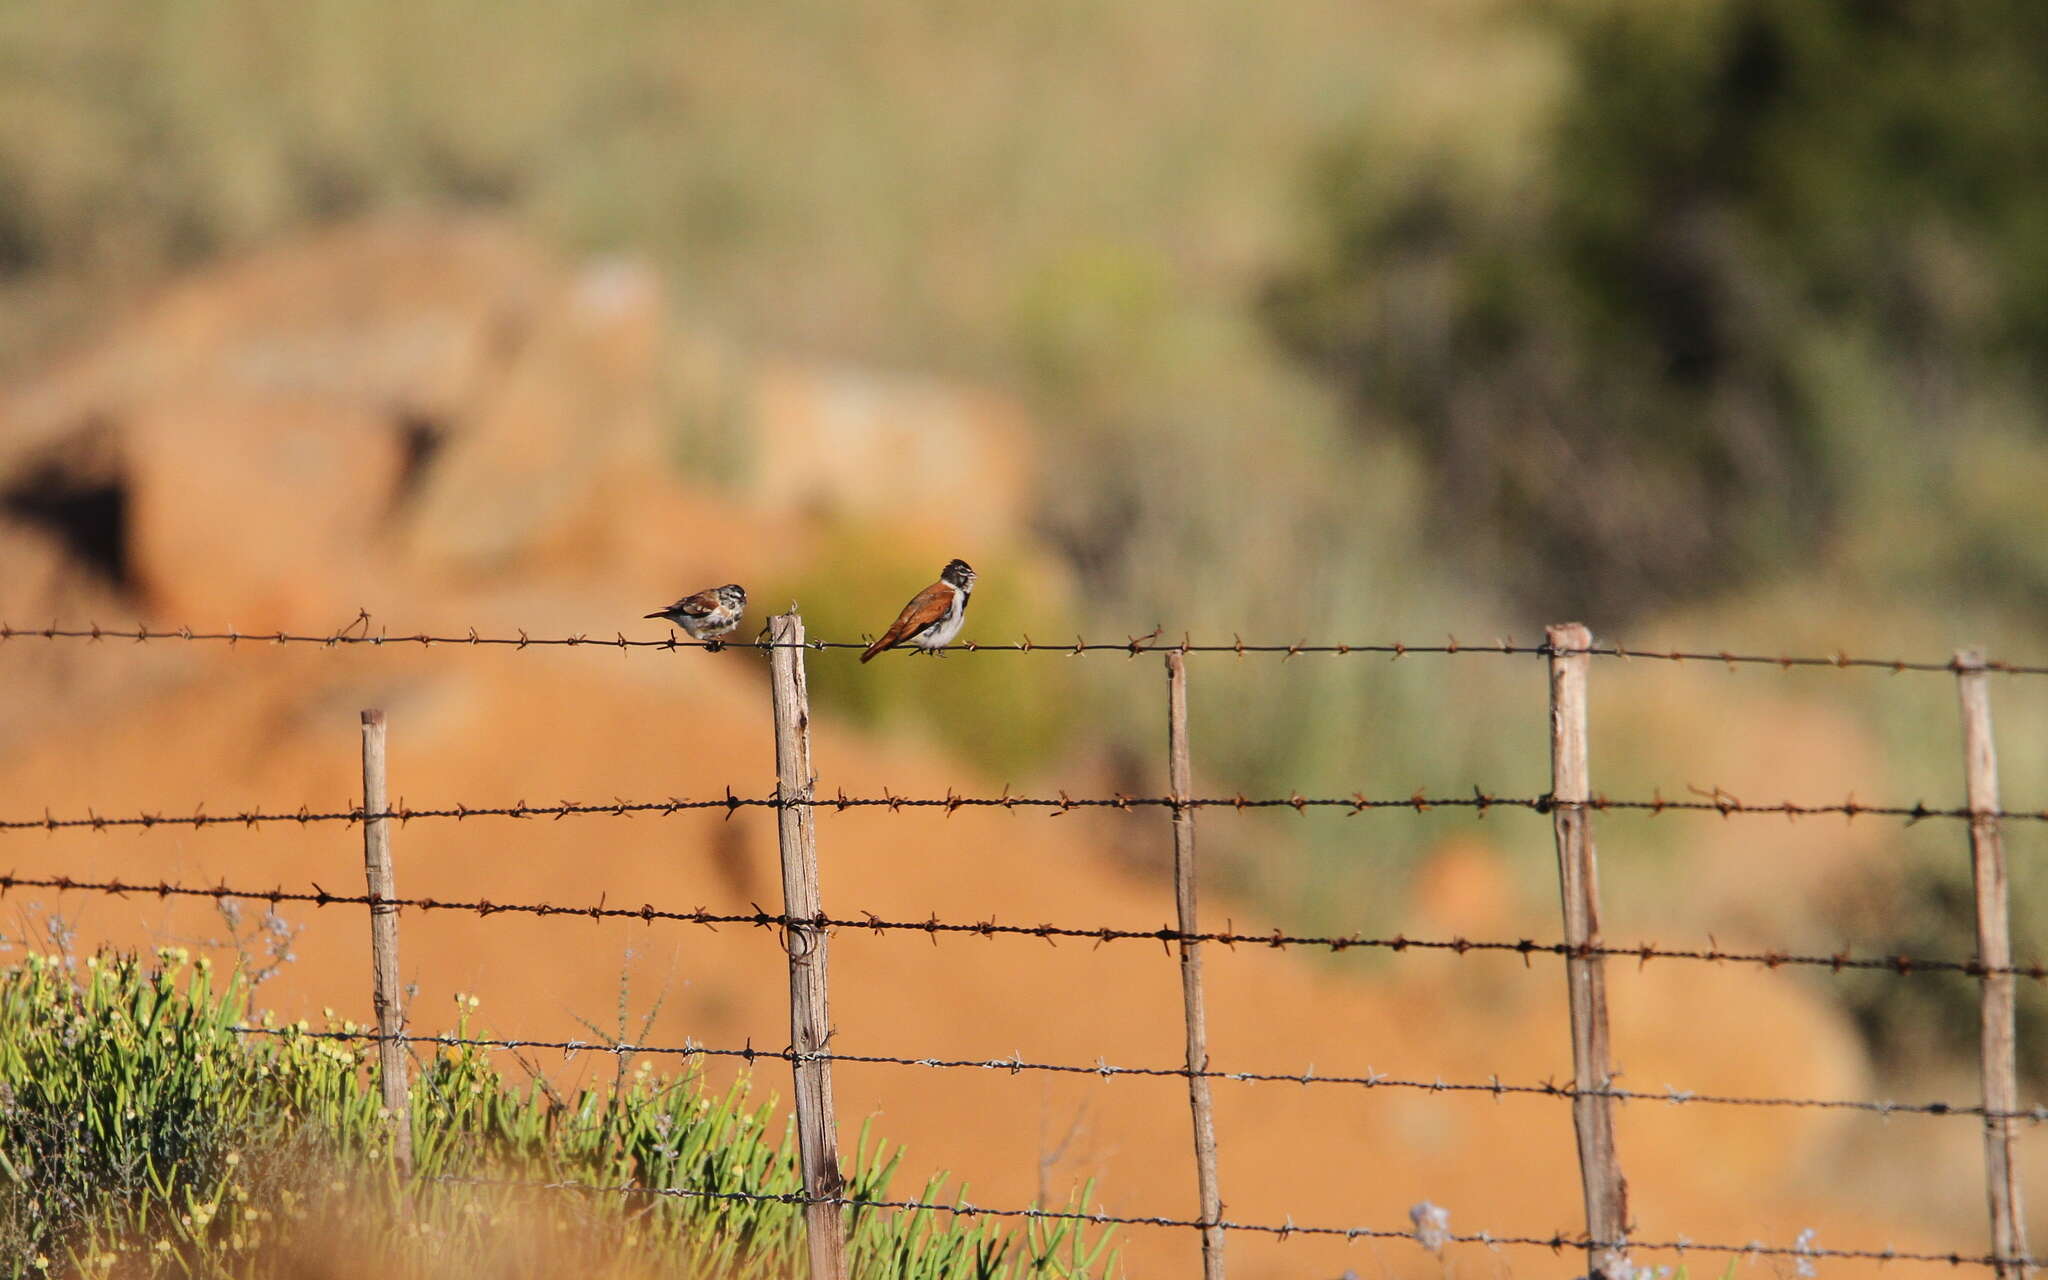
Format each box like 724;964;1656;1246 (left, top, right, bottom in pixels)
1267;0;2048;624
3;0;2047;1084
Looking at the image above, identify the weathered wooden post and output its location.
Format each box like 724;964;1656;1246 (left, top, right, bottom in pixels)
1545;624;1629;1280
1166;652;1226;1279
359;708;412;1176
1955;649;2029;1279
767;611;848;1280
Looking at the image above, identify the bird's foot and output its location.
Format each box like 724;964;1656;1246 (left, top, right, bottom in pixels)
706;639;725;653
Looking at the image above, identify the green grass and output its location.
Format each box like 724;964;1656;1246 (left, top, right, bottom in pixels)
0;950;1118;1279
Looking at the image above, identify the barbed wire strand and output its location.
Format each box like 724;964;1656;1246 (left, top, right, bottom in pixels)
237;1025;2047;1123
426;1175;2042;1268
6;787;2045;835
8;621;2048;676
7;872;2040;979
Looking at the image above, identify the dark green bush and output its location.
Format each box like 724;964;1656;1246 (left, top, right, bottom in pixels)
1264;0;2048;623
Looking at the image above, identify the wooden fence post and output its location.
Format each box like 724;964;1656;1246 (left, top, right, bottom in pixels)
1545;624;1629;1280
767;611;848;1280
1166;652;1226;1279
1955;650;2030;1279
359;708;412;1177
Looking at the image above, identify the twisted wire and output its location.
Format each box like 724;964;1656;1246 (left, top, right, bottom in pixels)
238;1026;2046;1122
6;787;2045;833
7;872;2039;979
8;621;2048;675
426;1175;2041;1267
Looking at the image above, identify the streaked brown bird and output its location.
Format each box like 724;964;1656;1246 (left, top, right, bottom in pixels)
644;583;747;650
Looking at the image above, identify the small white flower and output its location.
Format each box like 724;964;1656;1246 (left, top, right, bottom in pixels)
1793;1227;1818;1278
1410;1200;1451;1253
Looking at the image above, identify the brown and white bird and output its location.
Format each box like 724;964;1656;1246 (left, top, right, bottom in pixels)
860;559;976;662
644;583;747;650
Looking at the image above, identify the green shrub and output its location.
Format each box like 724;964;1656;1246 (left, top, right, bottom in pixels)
0;952;1118;1279
1264;0;2048;625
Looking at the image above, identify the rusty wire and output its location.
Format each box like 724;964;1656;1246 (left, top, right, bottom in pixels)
6;872;2039;979
6;785;2045;834
238;1025;2047;1122
427;1174;2039;1268
7;620;2048;674
0;795;765;832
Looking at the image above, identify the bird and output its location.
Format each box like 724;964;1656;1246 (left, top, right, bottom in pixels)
860;559;976;662
644;583;747;650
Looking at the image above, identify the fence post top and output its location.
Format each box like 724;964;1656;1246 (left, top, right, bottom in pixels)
1545;622;1592;650
361;708;385;727
1954;646;1988;671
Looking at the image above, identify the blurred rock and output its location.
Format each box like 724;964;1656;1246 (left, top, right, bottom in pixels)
123;396;404;625
403;253;669;576
0;217;1043;624
0;217;542;461
748;359;1036;543
0;220;677;617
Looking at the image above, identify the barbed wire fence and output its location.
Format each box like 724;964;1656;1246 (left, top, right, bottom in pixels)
2;615;2043;1279
10;616;2048;674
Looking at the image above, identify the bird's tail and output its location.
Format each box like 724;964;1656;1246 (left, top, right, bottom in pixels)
859;638;887;663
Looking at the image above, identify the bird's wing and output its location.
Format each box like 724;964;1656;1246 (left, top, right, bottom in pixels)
861;582;954;660
645;590;720;620
665;589;723;617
